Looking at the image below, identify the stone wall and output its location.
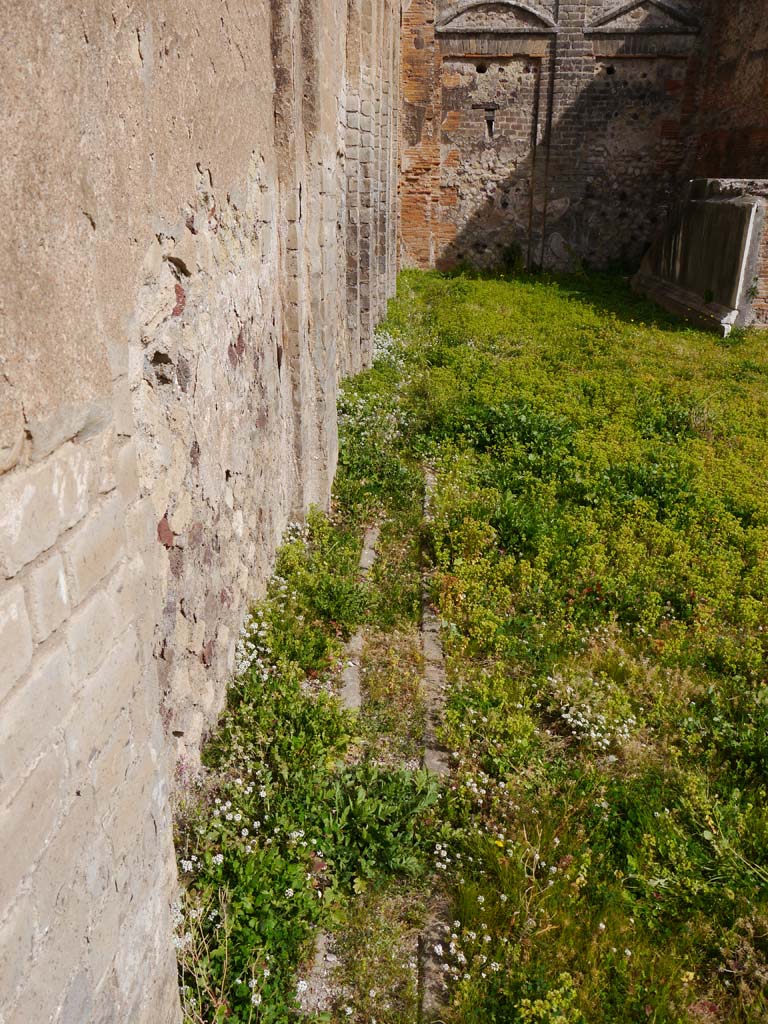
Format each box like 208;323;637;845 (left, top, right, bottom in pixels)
634;178;768;334
0;1;399;1021
400;0;706;270
693;0;768;179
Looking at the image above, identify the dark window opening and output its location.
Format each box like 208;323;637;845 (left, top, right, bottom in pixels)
472;102;498;141
606;64;616;75
476;62;488;74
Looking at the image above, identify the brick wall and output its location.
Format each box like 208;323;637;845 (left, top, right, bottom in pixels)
693;0;768;179
0;1;399;1020
400;0;706;269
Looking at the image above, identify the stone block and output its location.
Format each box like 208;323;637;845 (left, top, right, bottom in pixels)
25;552;71;642
0;443;92;578
65;588;118;682
110;740;168;869
124;495;156;554
0;644;72;791
64;629;140;776
284;191;301;222
87;889;124;993
106;555;145;632
114;885;167;1005
284;304;301;333
6;893;84;1024
86;425;118;495
33;783;98;937
634;181;767;334
115;440;140;502
91;713;133;813
112;376;134;437
5;946;70;1024
132;956;182;1024
0;584;33;700
285;221;301;250
0;893;35;1008
62;493;125;605
57;969;94;1024
89;968;121;1024
0;744;68;910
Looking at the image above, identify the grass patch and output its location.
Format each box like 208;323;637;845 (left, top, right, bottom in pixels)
323;884;426;1023
174;511;437;1023
358;630;426;769
175;268;768;1022
380;269;768;1024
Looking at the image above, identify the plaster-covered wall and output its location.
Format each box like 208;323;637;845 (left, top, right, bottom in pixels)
0;1;399;1020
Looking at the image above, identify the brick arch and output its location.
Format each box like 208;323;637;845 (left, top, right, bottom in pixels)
588;0;700;32
436;0;557;32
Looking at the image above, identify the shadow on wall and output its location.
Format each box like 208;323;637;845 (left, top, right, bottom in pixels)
435;35;698;273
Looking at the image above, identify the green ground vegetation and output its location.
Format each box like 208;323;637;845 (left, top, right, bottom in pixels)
174;480;432;1021
176;269;768;1023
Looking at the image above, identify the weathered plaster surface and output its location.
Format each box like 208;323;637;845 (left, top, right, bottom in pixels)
0;1;399;1020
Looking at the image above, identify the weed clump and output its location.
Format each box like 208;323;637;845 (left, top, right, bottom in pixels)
174;510;437;1023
